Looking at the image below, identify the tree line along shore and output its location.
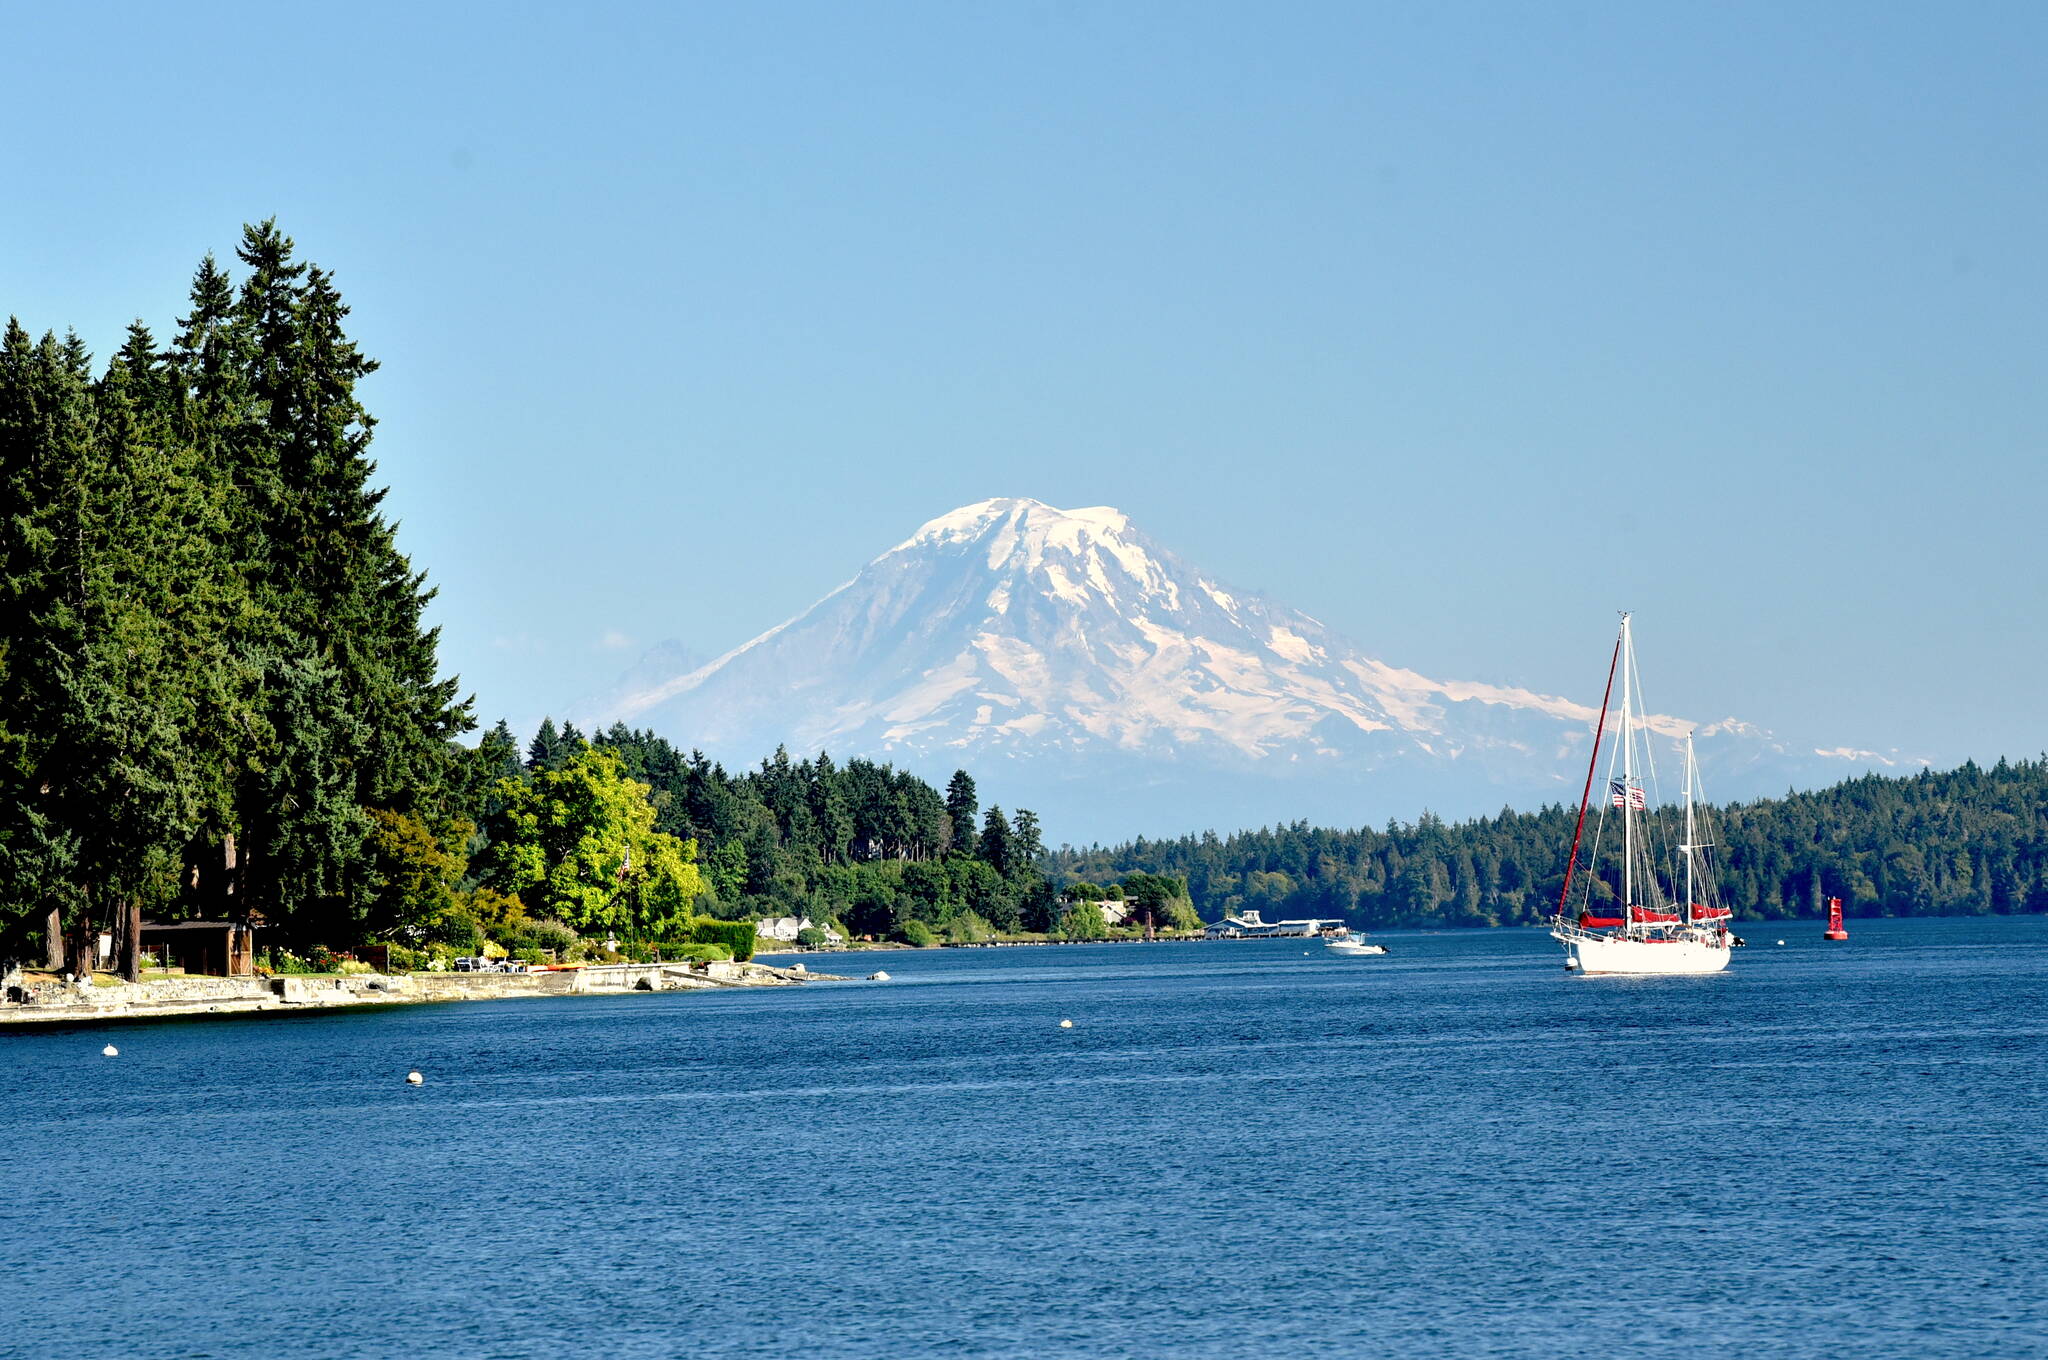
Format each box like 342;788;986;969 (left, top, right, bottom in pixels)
1058;757;2048;930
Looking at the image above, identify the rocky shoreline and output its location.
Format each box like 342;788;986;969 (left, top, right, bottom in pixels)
0;959;847;1029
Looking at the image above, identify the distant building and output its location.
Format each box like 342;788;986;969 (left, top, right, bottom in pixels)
755;916;844;944
1202;910;1341;940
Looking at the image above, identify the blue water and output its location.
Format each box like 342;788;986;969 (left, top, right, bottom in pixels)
4;918;2047;1359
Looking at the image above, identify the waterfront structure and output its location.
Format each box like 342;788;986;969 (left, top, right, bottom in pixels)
1203;910;1342;939
139;920;257;977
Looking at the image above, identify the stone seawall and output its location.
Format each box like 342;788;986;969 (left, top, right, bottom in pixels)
0;960;840;1028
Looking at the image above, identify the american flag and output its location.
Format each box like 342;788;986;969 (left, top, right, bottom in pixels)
1609;779;1646;810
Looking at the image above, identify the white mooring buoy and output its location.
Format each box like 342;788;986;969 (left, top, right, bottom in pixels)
1059;1019;1073;1029
405;1070;424;1085
101;1043;119;1057
1776;940;1786;946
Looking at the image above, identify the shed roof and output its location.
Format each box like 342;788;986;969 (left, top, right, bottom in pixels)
139;920;253;932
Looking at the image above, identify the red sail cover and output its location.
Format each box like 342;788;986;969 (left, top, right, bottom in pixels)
1629;908;1681;923
1578;914;1626;929
1691;905;1732;919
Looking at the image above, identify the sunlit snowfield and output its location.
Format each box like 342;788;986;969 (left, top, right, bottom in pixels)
4;918;2045;1359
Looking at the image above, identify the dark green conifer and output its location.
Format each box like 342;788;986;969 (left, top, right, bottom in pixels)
527;717;565;770
978;806;1013;877
944;770;978;854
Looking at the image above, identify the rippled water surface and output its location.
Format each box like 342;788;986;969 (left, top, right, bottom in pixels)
5;918;2047;1358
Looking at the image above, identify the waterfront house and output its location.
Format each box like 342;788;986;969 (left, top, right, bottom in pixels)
139;920;257;976
755;916;845;944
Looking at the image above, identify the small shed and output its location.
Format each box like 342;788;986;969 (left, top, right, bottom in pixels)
139;920;257;977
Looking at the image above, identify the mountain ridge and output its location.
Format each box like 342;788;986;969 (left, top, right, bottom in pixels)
579;498;1901;838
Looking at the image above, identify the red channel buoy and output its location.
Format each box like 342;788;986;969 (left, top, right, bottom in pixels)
1823;896;1849;942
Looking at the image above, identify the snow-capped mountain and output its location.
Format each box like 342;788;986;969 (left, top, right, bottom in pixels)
583;498;1893;839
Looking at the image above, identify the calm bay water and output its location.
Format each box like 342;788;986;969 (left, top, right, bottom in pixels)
4;917;2046;1358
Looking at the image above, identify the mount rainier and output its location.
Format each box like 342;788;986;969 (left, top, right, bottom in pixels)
583;498;1888;839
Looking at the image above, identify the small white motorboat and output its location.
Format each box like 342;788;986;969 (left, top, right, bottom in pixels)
1323;931;1386;956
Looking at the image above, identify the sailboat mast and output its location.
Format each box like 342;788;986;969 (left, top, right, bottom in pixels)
1556;626;1624;923
1684;732;1696;927
1620;615;1635;917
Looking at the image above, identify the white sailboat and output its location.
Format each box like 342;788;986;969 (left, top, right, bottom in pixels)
1550;615;1734;976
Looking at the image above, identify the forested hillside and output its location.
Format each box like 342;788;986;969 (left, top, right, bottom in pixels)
496;720;1059;942
1051;759;2048;927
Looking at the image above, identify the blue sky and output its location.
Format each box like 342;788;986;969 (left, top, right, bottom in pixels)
5;2;2042;771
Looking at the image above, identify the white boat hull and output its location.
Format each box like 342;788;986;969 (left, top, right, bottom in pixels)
1560;932;1730;976
1325;941;1386;956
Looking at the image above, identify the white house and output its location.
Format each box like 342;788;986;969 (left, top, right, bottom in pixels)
754;916;845;945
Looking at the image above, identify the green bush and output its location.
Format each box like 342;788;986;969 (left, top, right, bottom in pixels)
666;943;732;964
515;947;545;966
687;916;757;962
795;927;827;948
945;911;994;944
894;919;935;947
1053;901;1109;942
384;945;427;972
423;908;483;954
527;919;579;955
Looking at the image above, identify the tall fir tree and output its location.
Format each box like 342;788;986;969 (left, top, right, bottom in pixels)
944;770;978;855
978;806;1014;878
527;717;565;770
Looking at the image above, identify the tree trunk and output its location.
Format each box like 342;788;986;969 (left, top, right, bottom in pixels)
65;911;97;980
42;906;64;969
118;900;141;983
218;832;239;915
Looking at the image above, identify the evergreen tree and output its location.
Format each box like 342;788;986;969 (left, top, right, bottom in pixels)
221;223;471;943
0;322;99;964
1011;808;1044;875
527;717;565;770
978;806;1013;877
944;770;978;853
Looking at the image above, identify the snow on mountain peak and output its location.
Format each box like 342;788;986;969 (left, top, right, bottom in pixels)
894;498;1134;562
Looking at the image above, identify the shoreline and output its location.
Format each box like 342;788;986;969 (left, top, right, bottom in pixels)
0;959;846;1031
